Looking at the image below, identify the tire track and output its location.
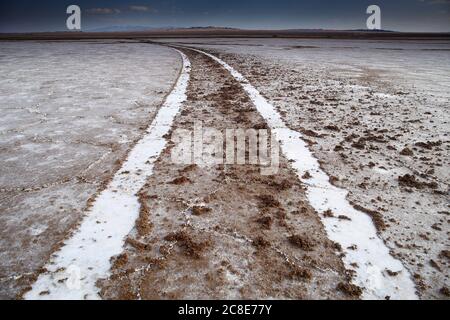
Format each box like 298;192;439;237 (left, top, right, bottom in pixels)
22;43;418;300
23;49;190;300
98;48;351;300
184;47;418;300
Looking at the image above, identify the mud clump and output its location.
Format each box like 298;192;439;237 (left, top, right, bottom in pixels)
429;259;442;272
111;253;128;269
397;174;419;188
257;194;281;208
332;242;343;252
439;250;450;261
398;174;438;190
301;129;321;138
351;202;386;232
288;235;315;251
324;125;340;132
302;171;312;179
414;141;442;150
159;244;171;256
253;122;268;130
164;231;209;259
431;223;442;231
169;176;191;185
323;209;335;218
125;237;152;251
256;216;273;230
440;286;450;297
400;147;413;156
252;236;270;249
334;145;344;152
336;282;363;298
267;179;293;190
291;207;308;216
385;269;400;277
192;206;212;216
137;192;153;237
351;140;365;150
289;266;313;281
179;164;198;174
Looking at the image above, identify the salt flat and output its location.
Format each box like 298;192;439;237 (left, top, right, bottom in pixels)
156;38;449;299
0;41;181;299
0;38;448;300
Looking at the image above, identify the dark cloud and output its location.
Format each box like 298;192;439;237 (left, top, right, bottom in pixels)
129;5;150;12
86;8;121;15
419;0;450;4
0;0;449;33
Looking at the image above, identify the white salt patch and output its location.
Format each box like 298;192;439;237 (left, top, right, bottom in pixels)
28;224;48;237
24;50;191;300
191;48;417;300
373;167;393;175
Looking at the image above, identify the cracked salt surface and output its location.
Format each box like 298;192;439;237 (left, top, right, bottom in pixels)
190;47;417;300
24;50;191;300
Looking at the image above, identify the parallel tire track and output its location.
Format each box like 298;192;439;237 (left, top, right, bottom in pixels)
184;47;417;300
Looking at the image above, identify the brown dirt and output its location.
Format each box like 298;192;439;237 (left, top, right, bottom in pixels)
398;174;438;190
440;286;450;297
256;194;281;208
400;148;414;156
136;192;153;237
252;236;271;249
323;210;335;218
191;206;212;216
164;230;211;259
208;48;449;299
97;48;354;300
169;176;191;185
288;235;315;251
336;282;363;298
350;201;387;232
289;266;313;281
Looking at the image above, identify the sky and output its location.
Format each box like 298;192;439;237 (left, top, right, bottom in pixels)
0;0;449;33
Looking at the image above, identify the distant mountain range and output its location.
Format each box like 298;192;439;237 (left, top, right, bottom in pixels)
87;26;171;32
87;25;239;32
2;27;448;41
349;29;394;32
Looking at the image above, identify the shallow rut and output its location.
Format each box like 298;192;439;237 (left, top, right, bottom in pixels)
99;48;353;300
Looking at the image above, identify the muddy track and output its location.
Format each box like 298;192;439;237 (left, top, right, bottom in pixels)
189;47;445;299
98;49;354;300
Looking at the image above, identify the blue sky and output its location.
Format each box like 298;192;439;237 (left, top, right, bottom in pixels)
0;0;449;32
